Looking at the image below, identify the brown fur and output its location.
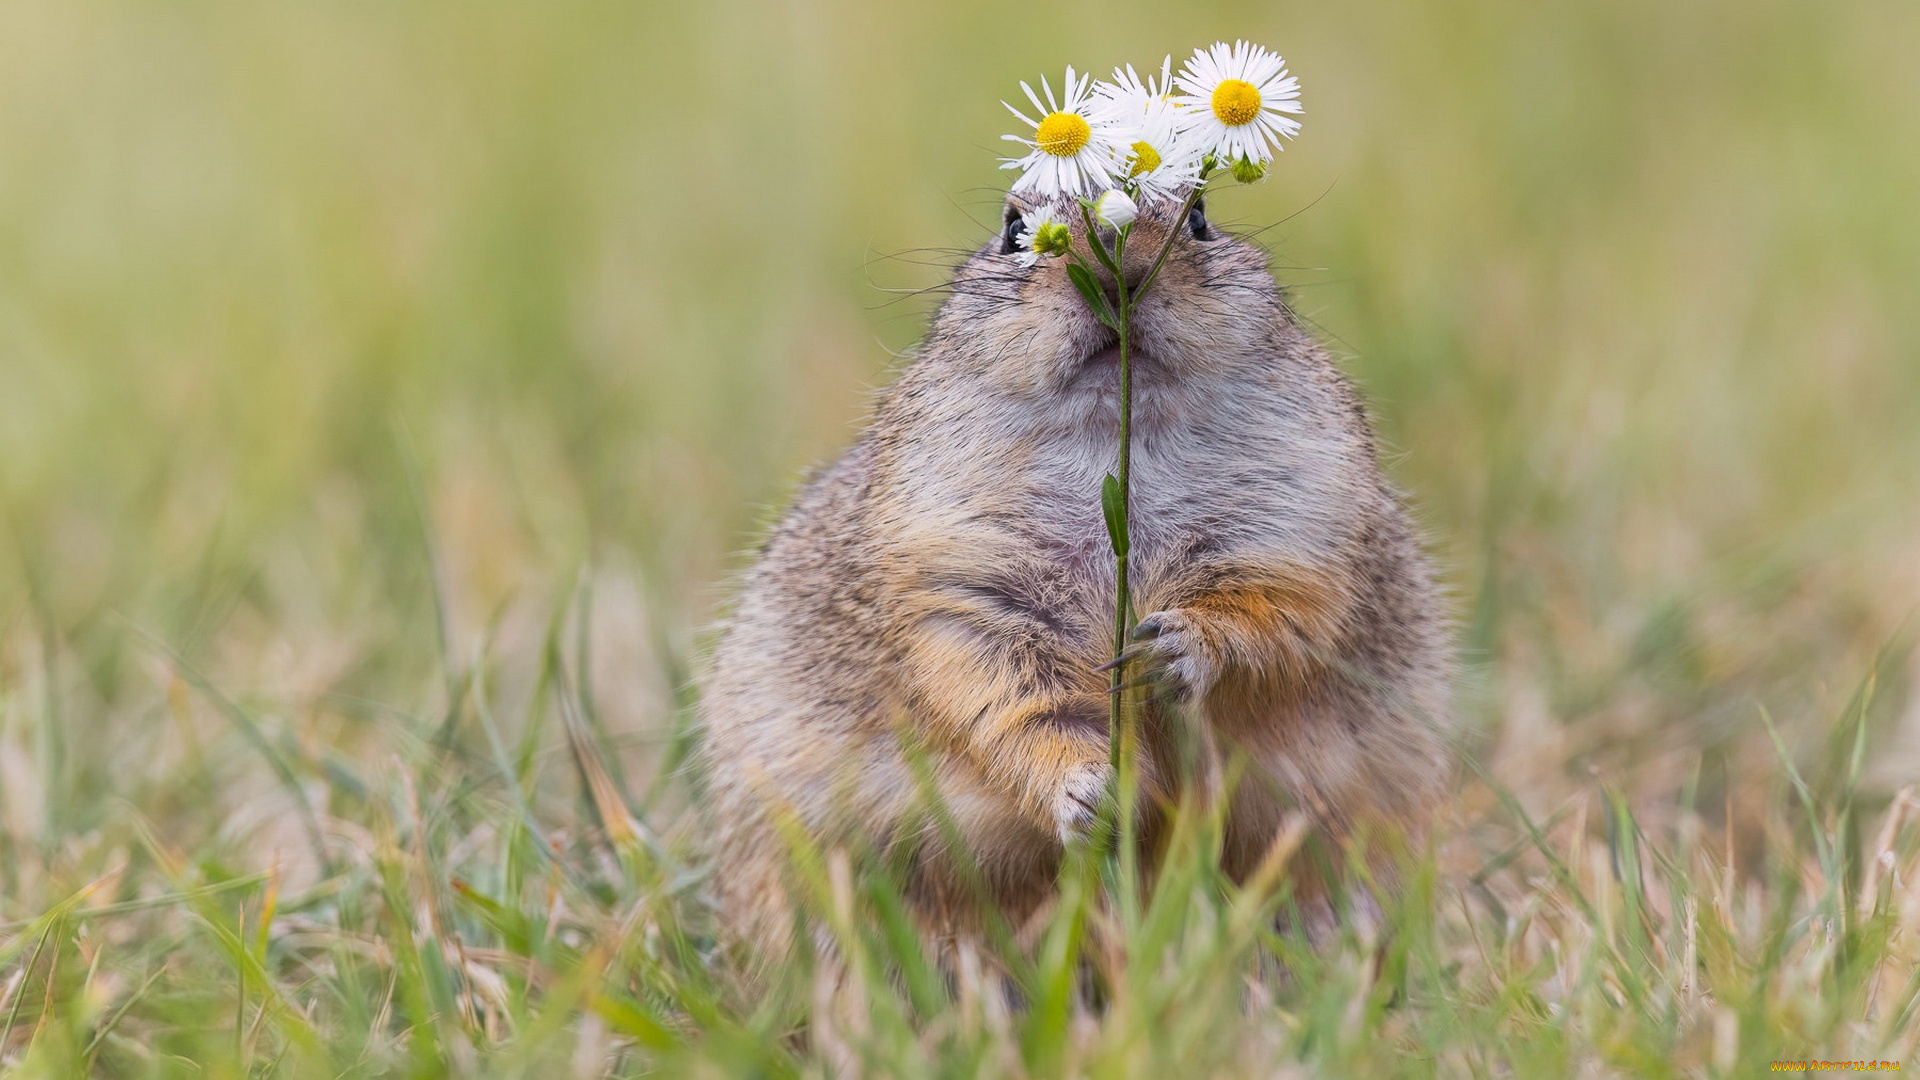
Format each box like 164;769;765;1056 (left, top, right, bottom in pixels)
695;193;1454;963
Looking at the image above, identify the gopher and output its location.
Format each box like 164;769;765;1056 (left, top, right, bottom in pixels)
696;192;1453;960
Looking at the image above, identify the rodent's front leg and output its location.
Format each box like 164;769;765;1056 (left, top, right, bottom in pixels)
1121;560;1355;707
896;584;1125;845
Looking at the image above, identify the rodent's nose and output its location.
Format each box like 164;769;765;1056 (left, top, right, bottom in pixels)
1077;240;1153;308
1110;228;1159;297
1122;250;1152;293
1067;205;1169;301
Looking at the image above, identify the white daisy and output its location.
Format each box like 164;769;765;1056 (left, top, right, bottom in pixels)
1173;40;1303;166
1093;58;1205;203
1000;66;1127;199
1012;205;1072;267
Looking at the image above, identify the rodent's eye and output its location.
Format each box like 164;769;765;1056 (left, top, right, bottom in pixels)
1001;208;1023;255
1188;198;1211;241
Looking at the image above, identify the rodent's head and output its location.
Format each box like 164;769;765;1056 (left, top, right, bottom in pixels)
921;192;1288;401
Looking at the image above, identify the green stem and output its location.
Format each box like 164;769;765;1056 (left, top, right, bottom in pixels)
1073;188;1209;913
1109;226;1142;922
1079;192;1203;771
1110;231;1132;778
1075;189;1205;910
1079;205;1134;778
1081;203;1142;918
1136;186;1208;300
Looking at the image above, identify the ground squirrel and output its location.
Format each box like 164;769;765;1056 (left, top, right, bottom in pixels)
696;193;1453;959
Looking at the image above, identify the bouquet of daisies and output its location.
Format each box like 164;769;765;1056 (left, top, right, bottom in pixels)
994;41;1303;802
1001;40;1301;258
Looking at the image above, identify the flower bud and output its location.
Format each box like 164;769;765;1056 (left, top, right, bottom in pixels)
1093;189;1138;229
1013;207;1074;266
1032;220;1072;258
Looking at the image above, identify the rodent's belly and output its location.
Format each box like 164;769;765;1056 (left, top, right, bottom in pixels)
921;489;1233;648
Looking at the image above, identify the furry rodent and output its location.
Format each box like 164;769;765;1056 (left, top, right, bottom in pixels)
695;192;1453;959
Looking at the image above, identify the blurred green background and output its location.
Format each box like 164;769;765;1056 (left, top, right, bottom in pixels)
2;0;1918;865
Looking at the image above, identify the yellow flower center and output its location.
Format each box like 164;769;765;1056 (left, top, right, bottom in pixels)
1211;79;1262;126
1034;111;1091;157
1127;140;1162;178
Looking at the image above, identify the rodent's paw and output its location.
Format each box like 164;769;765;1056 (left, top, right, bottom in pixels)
1054;761;1114;846
1116;609;1217;704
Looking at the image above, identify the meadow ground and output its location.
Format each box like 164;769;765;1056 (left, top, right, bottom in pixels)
2;0;1918;1075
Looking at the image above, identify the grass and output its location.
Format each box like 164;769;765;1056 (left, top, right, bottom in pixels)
2;0;1919;1074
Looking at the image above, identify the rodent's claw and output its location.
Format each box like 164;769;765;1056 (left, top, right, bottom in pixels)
1130;613;1171;641
1054;761;1115;846
1096;638;1163;674
1115;609;1215;706
1094;614;1176;673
